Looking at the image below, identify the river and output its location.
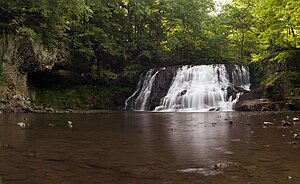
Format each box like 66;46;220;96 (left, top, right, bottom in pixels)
0;111;299;183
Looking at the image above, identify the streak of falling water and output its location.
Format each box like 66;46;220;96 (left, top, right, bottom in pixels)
155;65;250;112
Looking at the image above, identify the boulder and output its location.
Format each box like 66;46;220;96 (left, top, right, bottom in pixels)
148;67;177;110
235;98;273;111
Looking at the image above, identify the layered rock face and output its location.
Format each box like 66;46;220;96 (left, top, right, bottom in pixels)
0;35;68;112
125;64;251;111
125;66;177;111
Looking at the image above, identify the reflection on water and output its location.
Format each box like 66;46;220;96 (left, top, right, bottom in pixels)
0;111;300;183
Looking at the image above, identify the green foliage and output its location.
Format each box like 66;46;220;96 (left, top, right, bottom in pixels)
1;0;299;92
0;61;4;86
35;85;131;109
287;71;300;87
0;0;93;48
270;51;290;63
91;64;119;84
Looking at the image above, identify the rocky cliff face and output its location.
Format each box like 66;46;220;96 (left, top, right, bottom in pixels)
235;72;300;111
147;67;178;110
125;67;177;110
0;35;68;112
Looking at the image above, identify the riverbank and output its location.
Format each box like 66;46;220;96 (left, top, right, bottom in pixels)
1;84;299;113
0;85;132;113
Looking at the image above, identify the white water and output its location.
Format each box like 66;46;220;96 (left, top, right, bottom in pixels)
231;65;251;90
154;65;250;112
125;68;164;110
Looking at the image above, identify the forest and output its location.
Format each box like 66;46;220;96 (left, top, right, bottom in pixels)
0;0;299;111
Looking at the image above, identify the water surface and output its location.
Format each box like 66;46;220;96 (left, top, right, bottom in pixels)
0;111;299;183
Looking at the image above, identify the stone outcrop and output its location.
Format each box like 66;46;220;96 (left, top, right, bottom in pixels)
147;67;177;110
125;67;177;110
235;87;300;111
0;35;68;112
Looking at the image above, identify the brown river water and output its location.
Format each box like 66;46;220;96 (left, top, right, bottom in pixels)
0;111;299;184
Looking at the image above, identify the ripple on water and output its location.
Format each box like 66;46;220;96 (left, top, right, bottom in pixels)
178;168;223;176
212;147;234;155
178;160;237;176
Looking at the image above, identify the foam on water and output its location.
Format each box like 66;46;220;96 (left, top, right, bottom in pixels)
155;65;250;112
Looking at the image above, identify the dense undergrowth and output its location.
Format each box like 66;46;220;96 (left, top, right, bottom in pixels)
33;86;132;110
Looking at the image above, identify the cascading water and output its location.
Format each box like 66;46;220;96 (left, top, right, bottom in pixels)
155;65;250;112
125;68;165;110
125;64;251;112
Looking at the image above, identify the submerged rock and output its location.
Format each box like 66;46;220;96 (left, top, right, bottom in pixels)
263;121;273;126
214;161;231;169
17;122;30;129
209;107;220;111
281;120;293;127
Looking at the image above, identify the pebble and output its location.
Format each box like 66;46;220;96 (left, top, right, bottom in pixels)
263;121;273;126
67;121;73;129
288;141;298;145
214;162;229;169
48;123;55;127
17;122;30;129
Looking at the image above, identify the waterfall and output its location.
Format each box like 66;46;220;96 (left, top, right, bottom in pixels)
125;68;165;110
125;64;250;112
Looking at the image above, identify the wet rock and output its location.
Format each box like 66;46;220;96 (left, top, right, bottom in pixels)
179;90;187;96
48;123;55;127
237;88;262;100
281;120;293;127
209;107;220;111
261;106;271;111
226;86;237;101
263;121;273;126
214;162;230;169
235;85;297;111
16;122;30;129
288;141;298;145
45;107;55;113
126;67;177;110
67;121;73;129
264;145;271;148
235;98;272;111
